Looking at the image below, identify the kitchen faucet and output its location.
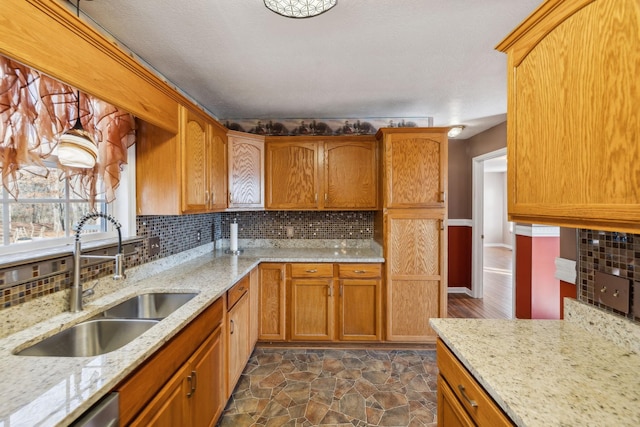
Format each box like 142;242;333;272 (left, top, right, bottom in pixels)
70;212;126;312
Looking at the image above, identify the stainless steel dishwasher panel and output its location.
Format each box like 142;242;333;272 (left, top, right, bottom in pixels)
70;392;119;427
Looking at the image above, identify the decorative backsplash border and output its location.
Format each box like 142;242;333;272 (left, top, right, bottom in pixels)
0;210;375;310
578;229;639;322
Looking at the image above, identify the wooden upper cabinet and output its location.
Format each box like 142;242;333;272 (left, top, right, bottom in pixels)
325;141;377;209
377;128;447;209
265;135;378;210
209;122;228;211
496;0;640;232
228;130;265;209
181;107;209;213
266;140;320;209
136;106;227;215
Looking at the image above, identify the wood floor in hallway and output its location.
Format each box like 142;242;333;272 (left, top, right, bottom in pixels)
447;246;513;319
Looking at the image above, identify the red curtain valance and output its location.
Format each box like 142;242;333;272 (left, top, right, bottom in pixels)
0;55;135;205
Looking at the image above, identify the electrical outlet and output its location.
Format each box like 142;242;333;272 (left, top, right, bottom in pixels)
286;226;294;238
148;237;160;256
197;230;201;242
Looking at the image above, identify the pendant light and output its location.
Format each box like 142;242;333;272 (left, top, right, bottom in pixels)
58;0;98;169
264;0;337;18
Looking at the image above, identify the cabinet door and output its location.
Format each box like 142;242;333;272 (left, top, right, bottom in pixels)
338;278;381;341
290;278;334;341
249;266;259;350
209;123;227;211
227;293;250;396
437;376;475;427
228;131;264;209
496;0;640;232
130;363;191;427
266;141;320;209
181;107;209;213
258;263;286;341
385;210;445;342
382;130;447;208
191;327;224;427
325;141;377;209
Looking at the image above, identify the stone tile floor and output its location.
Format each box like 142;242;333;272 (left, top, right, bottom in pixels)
217;348;438;426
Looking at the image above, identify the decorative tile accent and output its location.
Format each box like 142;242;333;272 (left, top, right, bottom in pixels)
0;211;375;310
221;211;374;240
578;229;639;322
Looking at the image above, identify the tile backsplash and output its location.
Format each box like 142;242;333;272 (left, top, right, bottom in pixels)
579;229;639;322
0;210;374;310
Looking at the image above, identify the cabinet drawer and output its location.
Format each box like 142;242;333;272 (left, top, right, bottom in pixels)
290;263;333;278
338;263;381;278
227;276;249;309
437;339;513;427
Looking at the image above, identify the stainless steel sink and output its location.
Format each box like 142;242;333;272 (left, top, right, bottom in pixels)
95;292;198;320
15;292;198;357
15;319;159;357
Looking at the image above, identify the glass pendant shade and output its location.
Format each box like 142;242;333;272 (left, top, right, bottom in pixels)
58;111;98;169
264;0;337;18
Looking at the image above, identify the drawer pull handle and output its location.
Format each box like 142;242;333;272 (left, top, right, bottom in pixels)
186;374;194;398
238;286;245;291
230;319;235;334
458;385;478;408
353;270;366;274
306;269;318;273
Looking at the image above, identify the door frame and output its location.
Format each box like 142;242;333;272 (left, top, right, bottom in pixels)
471;147;507;299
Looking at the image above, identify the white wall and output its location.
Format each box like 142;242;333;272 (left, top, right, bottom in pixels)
483;171;509;246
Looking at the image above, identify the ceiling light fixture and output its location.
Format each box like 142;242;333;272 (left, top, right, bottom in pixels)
264;0;337;18
448;125;465;138
58;0;98;169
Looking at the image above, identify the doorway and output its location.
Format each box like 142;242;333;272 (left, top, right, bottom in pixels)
471;148;514;318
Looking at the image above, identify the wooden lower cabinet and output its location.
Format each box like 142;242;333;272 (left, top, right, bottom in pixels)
258;263;286;341
130;325;224;427
249;266;259;349
436;339;513;427
384;209;446;342
290;277;334;341
338;278;382;341
226;283;250;397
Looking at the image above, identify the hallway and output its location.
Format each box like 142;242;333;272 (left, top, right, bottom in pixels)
448;246;513;319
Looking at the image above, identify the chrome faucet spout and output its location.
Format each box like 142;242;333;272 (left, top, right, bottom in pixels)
70;212;125;312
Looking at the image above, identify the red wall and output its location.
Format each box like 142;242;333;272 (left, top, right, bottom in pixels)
515;234;561;319
515;235;532;319
448;226;472;289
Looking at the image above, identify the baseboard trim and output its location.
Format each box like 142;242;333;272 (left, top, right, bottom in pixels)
448;287;473;296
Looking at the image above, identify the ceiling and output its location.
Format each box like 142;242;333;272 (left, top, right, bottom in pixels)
78;0;542;139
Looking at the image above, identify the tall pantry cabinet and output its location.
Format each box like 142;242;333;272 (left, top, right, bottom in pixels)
376;128;448;342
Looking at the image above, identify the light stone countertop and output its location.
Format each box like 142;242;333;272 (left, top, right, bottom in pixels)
430;306;640;427
0;246;383;427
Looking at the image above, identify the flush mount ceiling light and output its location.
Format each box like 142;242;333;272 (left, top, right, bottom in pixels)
448;125;465;138
264;0;337;18
58;0;98;169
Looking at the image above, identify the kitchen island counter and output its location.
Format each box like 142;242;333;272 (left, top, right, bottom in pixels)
430;302;640;427
0;245;383;427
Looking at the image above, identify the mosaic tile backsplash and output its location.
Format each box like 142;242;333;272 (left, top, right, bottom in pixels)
579;229;639;322
0;210;374;309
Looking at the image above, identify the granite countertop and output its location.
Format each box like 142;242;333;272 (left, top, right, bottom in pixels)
0;246;383;427
430;302;640;427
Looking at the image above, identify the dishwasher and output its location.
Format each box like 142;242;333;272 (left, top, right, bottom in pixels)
70;393;119;427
